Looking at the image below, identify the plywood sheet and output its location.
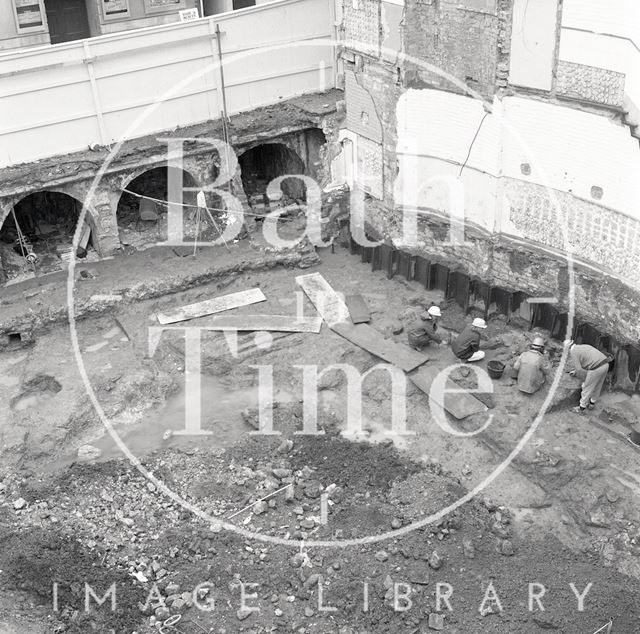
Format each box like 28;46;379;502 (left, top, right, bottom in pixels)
332;322;428;372
345;294;371;324
199;314;322;333
410;366;487;420
295;272;350;327
157;288;266;325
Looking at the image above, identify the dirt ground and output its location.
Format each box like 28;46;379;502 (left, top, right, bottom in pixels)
1;242;640;634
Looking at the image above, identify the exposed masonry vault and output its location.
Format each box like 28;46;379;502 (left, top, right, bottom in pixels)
0;92;341;259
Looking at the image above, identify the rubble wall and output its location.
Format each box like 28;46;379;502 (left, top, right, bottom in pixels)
338;0;640;346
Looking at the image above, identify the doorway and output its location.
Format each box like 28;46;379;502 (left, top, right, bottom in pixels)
45;0;90;44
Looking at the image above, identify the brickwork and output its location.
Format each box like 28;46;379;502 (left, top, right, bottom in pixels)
403;0;501;98
505;179;640;288
0;94;340;260
495;0;513;89
361;200;640;344
343;0;380;56
556;61;626;108
345;69;384;143
338;0;640;348
344;59;401;209
357;135;384;199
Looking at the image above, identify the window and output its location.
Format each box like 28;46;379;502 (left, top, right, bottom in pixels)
144;0;186;12
103;0;131;19
13;0;47;32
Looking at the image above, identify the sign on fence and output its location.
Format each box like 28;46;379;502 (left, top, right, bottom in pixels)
179;7;199;20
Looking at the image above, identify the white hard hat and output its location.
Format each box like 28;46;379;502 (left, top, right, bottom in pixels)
427;306;442;317
472;317;487;329
532;336;545;349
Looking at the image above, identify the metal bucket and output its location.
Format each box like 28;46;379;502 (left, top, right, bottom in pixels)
487;360;505;380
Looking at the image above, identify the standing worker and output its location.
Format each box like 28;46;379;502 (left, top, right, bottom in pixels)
513;337;551;394
407;306;444;350
565;340;612;413
451;317;487;362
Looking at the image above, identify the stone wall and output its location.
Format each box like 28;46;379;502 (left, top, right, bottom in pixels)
403;0;512;99
0;92;340;263
359;197;640;346
337;0;639;348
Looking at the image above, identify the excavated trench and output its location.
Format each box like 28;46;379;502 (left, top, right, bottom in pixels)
1;245;640;633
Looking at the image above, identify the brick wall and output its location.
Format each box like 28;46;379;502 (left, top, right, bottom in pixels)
338;0;640;345
343;58;401;207
360;200;640;344
504;179;640;290
403;0;505;99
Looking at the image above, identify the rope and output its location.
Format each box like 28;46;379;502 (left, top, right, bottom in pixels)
591;619;613;634
121;187;301;220
226;483;294;520
458;111;490;177
10;207;37;270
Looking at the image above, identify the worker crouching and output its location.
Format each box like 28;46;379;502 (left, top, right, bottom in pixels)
407;306;445;350
451;317;487;362
513;337;551;394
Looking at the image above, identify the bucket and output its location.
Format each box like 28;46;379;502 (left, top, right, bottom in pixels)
487;360;505;380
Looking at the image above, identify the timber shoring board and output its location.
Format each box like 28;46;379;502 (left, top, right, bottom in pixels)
410;365;487;420
196;314;322;333
332;322;428;372
345;294;371;324
295;272;350;327
157;288;267;325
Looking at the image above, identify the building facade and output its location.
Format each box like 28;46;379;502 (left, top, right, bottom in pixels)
333;0;640;363
0;0;271;50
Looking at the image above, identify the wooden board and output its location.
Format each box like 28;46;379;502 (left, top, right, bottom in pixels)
79;222;91;250
332;322;428;372
295;272;350;327
345;294;371;324
172;246;193;257
410;365;487;420
198;314;322;333
157;288;267;325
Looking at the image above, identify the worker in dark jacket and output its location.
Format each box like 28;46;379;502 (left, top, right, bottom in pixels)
451;318;486;362
407;306;444;350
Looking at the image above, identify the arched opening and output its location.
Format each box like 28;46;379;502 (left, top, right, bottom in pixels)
239;144;306;213
0;191;94;283
116;167;199;250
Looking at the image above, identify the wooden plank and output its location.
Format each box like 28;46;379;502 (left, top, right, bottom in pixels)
198;314;322;333
345;294;371;324
526;296;559;304
332;322;428;372
79;222;91;250
295;272;350;327
157;288;266;325
410;365;487;420
173;246;193;257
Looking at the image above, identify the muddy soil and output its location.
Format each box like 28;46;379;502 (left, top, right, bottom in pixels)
1;245;640;633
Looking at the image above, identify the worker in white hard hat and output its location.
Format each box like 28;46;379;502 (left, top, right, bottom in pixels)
451;317;487;362
407;305;445;350
564;339;613;413
513;336;551;394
